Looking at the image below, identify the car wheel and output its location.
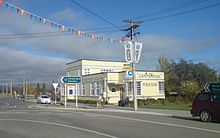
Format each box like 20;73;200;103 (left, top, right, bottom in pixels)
200;110;212;122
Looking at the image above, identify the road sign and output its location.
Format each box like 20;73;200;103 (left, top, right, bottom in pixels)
52;83;58;89
204;82;220;92
126;70;133;77
122;67;133;70
58;76;81;84
67;84;76;86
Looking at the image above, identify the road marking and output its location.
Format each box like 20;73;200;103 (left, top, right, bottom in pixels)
71;111;220;134
84;114;100;117
0;102;10;108
0;118;119;138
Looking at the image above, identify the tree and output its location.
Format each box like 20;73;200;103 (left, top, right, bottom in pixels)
35;83;40;97
157;56;219;98
179;80;200;102
41;83;47;95
27;83;35;95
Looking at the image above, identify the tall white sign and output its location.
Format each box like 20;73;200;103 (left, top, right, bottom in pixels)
134;42;143;63
124;41;133;63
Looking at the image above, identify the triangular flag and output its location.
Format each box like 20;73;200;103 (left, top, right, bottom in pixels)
0;0;3;6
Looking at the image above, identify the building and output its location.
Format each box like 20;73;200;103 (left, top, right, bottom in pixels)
61;59;165;105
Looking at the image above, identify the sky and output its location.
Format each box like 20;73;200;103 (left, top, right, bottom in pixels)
0;0;220;84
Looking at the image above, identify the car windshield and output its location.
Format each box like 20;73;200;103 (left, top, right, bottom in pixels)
41;96;48;98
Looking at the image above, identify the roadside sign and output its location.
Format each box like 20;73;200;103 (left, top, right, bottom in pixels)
58;76;81;84
67;84;76;86
126;70;133;77
52;83;58;89
204;82;220;92
122;67;133;70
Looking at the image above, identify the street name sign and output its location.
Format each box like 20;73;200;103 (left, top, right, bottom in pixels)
204;82;220;92
58;76;81;84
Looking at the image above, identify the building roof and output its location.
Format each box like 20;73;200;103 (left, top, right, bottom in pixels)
66;59;126;65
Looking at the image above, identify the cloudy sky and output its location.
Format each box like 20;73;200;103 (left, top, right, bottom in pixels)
0;0;220;84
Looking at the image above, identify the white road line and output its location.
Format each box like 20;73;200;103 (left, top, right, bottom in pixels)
0;102;10;108
72;111;220;134
0;118;119;138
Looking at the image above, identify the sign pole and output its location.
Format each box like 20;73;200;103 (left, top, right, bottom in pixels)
64;83;67;107
76;88;78;107
123;20;142;111
52;83;58;104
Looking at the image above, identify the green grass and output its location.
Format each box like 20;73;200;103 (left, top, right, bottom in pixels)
139;103;192;111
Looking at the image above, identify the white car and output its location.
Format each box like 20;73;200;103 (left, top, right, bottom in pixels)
37;95;51;104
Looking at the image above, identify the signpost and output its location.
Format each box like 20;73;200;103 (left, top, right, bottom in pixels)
204;82;220;92
58;76;81;108
59;76;81;84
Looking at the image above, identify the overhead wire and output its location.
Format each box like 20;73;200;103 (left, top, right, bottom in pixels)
1;1;219;40
131;0;210;20
69;0;123;30
141;2;220;22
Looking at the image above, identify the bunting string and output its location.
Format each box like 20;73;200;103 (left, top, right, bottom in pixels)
1;1;124;44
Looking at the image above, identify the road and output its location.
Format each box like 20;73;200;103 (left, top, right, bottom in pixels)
0;96;219;138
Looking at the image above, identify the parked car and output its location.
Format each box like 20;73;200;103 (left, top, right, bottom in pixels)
191;92;220;122
37;95;51;104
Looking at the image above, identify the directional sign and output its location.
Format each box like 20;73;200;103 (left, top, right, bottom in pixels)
58;76;81;84
126;70;133;77
204;82;220;92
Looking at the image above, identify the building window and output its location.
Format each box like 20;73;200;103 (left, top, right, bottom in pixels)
128;82;133;95
128;82;141;95
81;83;85;96
159;82;165;95
90;82;95;96
69;90;73;95
111;87;117;92
137;82;141;96
85;68;90;75
95;82;100;96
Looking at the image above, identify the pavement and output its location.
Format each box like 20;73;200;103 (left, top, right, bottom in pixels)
29;99;192;118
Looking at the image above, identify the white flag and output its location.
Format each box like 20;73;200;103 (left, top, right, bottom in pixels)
134;42;143;63
124;41;133;63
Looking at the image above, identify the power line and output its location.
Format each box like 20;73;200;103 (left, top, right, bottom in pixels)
131;0;210;20
69;0;123;30
141;2;220;22
0;28;123;40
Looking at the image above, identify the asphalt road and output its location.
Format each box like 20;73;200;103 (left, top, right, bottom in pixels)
0;96;220;138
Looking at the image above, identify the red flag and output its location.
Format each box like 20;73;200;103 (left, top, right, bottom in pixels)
0;0;3;6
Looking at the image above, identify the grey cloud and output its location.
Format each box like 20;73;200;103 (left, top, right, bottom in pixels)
0;47;69;83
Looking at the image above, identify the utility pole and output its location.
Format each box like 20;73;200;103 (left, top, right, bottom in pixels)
123;20;142;111
10;81;12;96
6;83;8;95
25;79;28;101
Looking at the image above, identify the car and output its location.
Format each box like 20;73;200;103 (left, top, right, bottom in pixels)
37;95;51;104
191;92;220;122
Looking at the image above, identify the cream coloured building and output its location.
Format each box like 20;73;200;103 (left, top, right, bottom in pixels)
62;59;165;105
